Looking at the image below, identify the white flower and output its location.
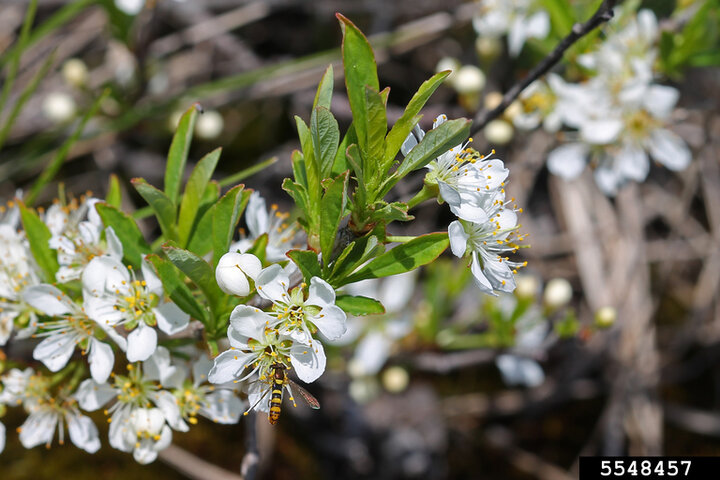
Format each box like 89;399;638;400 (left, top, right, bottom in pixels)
337;272;416;377
0;422;5;453
256;264;347;343
483;119;514;145
215;252;262;296
12;370;100;452
0;224;40;344
115;0;145;15
473;0;550;56
209;304;325;386
448;200;526;295
149;348;244;425
0;368;33;405
23;284;120;383
75;361;184;462
229;192;301;262
48;198;124;283
404;114;510;224
495;300;549;388
82;256;189;362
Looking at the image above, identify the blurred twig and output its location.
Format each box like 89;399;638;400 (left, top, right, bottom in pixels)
158;444;245;480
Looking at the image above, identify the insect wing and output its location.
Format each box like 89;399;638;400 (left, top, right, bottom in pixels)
287;379;321;409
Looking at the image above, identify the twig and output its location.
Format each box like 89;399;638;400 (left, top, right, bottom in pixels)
472;0;618;132
241;411;260;480
158;444;245;480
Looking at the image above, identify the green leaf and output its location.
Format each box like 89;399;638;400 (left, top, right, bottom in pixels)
296;116;320;211
291;150;308;190
320;171;349;268
337;13;379;152
287;250;322;281
212;185;251;266
332;122;356;176
282;177;308;218
177;148;221;246
18;203;58;283
364;86;387;183
313;64;334;110
538;0;574;38
132;178;178;241
340;232;448;285
384;71;449;168
95;203;150;268
186;203;215;257
106;174;122;208
346;144;366;205
329;230;383;285
165;104;200;206
392;118;471;180
335;295;386;316
311;107;340;179
163;245;225;317
245;234;269;264
146;254;209;324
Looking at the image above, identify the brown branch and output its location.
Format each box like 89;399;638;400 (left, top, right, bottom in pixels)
240;411;260;480
158;444;245;480
473;0;619;132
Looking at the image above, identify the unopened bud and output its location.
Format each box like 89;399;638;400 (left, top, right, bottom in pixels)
514;274;539;300
62;59;88;88
452;65;486;94
115;0;144;15
543;278;572;309
42;92;76;123
504;100;523;121
475;36;502;61
382;366;409;393
595;306;616;328
483;119;514;145
436;56;461;78
484;91;503;110
215;252;262;296
196;110;224;140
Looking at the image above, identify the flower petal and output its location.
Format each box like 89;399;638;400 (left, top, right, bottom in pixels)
547;143;588;179
153;302;190;335
290;339;326;383
22;284;72;316
648;128;691;171
75;379;117;411
126;322;158;362
89;339;114;384
311;305;347;341
448;220;468;258
33;333;76;372
201;390;244;424
208;350;255;384
67;412;101;453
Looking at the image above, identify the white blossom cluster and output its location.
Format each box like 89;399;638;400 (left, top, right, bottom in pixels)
511;7;691;195
402;115;527;295
0;196;243;462
473;0;550;57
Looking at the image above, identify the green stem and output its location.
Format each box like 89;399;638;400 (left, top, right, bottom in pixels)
407;183;437;210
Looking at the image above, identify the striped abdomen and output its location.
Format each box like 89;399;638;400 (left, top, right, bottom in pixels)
268;370;285;425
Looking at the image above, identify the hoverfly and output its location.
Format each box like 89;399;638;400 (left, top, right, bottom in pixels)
247;363;320;425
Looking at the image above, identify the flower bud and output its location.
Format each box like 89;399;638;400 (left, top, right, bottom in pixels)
215;252;262;296
514;274;539;300
196;110;224;140
543;278;572;309
62;59;88;88
595;306;617;328
42;92;76;123
484;91;503;110
452;65;486;94
483;119;514;145
504;100;523;121
475;36;502;61
382;366;409;393
436;57;461;81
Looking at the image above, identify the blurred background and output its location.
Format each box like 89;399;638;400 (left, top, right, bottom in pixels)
1;0;719;479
